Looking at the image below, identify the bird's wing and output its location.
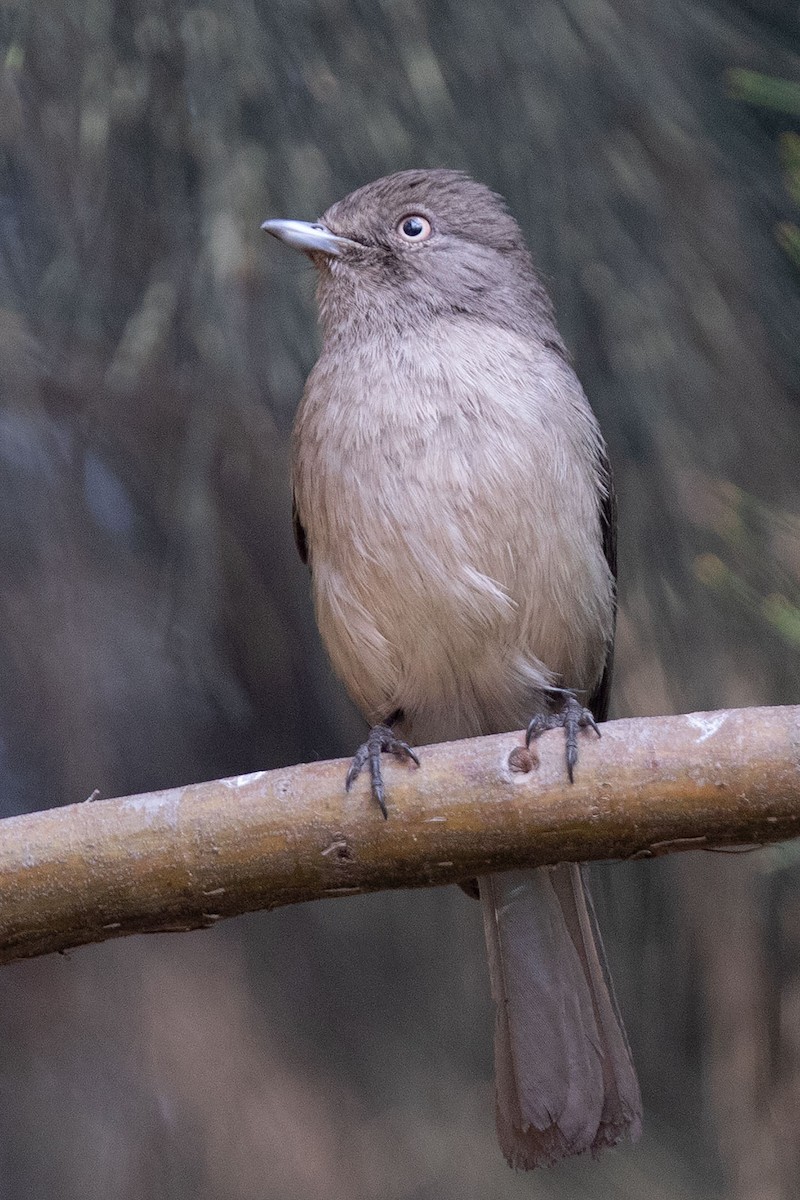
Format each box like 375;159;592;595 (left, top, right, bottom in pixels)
588;447;617;723
292;491;309;565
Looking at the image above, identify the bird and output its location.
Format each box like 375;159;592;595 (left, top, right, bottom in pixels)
262;168;642;1169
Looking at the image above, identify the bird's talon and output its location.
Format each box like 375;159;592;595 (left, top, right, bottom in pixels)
582;711;601;737
525;715;548;747
345;722;420;816
345;745;370;791
525;689;600;781
373;782;388;819
402;744;421;767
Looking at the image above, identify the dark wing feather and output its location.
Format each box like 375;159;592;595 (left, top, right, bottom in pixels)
588;448;617;723
292;492;309;565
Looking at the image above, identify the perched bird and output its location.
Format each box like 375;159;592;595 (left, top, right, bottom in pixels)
262;169;642;1168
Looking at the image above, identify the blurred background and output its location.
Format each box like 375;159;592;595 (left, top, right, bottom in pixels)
0;1;798;1196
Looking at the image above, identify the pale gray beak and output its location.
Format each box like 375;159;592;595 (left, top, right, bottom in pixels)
260;219;358;257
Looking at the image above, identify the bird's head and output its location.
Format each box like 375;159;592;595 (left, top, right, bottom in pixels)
262;169;560;345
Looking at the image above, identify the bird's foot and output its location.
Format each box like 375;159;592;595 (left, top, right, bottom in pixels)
525;688;600;783
345;722;420;818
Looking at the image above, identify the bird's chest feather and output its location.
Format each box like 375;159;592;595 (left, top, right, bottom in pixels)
292;326;612;733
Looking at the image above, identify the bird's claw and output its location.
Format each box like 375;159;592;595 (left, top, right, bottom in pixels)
345;724;420;818
525;690;601;782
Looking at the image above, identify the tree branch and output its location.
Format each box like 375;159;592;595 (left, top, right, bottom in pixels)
1;705;798;966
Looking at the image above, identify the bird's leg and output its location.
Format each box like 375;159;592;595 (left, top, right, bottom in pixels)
525;687;600;783
345;709;420;819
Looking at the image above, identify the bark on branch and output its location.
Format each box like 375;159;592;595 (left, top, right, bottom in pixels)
1;705;798;966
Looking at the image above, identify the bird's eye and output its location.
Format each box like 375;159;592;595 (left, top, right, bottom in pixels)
397;214;432;242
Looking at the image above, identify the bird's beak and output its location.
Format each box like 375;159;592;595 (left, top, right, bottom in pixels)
260;219;358;257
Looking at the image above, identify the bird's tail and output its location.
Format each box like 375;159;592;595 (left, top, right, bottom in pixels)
479;864;642;1169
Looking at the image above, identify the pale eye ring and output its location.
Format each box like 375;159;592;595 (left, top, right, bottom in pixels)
397;214;432;242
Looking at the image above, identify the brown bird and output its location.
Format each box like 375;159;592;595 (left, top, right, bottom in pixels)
262;169;642;1169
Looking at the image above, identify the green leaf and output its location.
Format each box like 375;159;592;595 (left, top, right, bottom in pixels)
727;69;800;116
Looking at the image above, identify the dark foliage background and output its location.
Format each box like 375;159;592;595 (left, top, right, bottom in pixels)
0;1;798;1196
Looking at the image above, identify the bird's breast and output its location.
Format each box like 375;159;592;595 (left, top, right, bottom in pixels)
292;323;614;739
